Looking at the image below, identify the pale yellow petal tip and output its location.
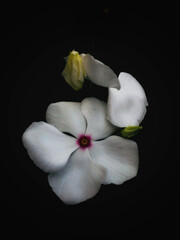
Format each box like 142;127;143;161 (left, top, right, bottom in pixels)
70;50;79;55
62;50;87;91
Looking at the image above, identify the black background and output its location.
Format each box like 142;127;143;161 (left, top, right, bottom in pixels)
3;2;179;237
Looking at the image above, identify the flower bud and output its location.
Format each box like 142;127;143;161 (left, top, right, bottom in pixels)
120;126;143;138
62;50;87;91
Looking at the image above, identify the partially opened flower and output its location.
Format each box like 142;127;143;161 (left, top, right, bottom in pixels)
62;51;120;90
62;51;148;127
22;97;139;205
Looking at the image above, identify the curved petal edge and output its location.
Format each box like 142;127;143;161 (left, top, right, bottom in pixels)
81;53;120;90
107;72;148;127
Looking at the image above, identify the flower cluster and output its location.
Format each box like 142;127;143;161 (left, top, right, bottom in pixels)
22;50;148;205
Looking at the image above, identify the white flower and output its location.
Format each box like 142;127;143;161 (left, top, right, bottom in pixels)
63;52;148;127
22;97;139;205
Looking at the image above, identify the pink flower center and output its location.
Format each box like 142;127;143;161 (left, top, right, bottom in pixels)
77;134;92;150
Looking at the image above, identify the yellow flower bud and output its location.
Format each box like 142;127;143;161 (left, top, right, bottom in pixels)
62;50;87;91
120;126;143;138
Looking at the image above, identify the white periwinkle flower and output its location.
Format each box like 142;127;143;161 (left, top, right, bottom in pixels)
62;51;148;127
22;97;139;205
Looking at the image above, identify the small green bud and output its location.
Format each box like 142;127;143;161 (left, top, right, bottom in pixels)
120;126;143;138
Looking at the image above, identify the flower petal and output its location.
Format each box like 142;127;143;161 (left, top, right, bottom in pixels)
89;135;139;185
48;149;106;205
107;72;148;127
80;97;117;140
46;102;86;138
22;121;78;173
81;53;120;89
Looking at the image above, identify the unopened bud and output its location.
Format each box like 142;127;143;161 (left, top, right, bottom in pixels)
62;50;87;91
120;126;143;138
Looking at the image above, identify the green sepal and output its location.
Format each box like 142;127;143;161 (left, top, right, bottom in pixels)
120;126;143;138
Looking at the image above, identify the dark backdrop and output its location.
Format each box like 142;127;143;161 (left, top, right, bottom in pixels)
3;2;178;237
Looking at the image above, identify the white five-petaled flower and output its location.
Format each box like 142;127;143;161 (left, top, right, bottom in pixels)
22;97;139;205
22;51;148;205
